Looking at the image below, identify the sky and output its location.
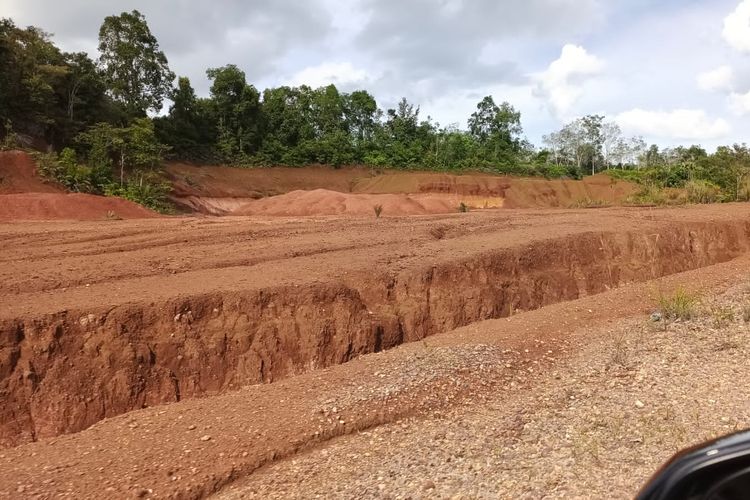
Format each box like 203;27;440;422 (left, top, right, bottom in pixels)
3;0;750;149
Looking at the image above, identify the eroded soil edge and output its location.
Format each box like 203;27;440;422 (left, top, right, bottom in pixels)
2;221;749;447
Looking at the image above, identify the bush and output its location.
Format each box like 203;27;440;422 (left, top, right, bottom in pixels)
685;180;721;204
34;149;96;193
104;171;172;212
657;287;698;322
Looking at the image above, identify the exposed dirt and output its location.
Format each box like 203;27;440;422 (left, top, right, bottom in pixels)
1;248;749;499
231;189;499;216
0;192;157;221
0;150;156;221
0;204;749;451
219;282;750;499
0;150;63;194
167;162;637;215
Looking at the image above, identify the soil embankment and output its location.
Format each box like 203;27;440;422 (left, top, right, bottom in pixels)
167;162;637;215
0;150;62;194
1;205;749;449
0;151;157;220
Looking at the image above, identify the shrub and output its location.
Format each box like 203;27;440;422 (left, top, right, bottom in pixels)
685;180;721;204
571;198;610;209
657;287;698;322
104;171;172;213
373;204;383;218
458;202;469;213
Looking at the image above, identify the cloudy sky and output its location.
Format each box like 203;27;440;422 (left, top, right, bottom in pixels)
4;0;750;149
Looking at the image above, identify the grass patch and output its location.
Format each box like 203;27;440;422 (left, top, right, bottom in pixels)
657;287;699;322
570;198;611;209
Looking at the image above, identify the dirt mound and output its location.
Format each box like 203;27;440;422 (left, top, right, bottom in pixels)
0;150;63;194
231;189;472;216
0;193;157;220
167;163;638;215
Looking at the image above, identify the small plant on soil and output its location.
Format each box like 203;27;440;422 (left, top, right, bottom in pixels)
458;202;469;213
571;198;611;209
657;287;698;322
710;305;735;328
373;204;383;218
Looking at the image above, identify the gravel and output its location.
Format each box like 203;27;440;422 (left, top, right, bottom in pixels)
217;283;750;499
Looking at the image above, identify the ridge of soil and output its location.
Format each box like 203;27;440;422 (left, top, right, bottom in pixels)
1;205;750;451
166;163;637;215
0;192;157;221
0;253;748;499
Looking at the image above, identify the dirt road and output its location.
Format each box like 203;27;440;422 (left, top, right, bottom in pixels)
1;204;750;498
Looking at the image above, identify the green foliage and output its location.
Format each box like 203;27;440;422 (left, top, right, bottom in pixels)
34;149;94;192
103;171;171;212
98;10;175;116
685;180;722;204
658;287;699;322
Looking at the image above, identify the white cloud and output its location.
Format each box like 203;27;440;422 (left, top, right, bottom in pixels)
729;90;750;114
534;44;604;118
697;65;734;92
615;109;731;141
286;62;371;89
724;1;750;53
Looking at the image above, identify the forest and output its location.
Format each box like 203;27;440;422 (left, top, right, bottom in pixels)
1;10;749;210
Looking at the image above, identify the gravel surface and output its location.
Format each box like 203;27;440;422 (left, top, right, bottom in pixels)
217;284;750;499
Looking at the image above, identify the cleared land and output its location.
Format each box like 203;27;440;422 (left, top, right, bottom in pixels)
1;151;750;498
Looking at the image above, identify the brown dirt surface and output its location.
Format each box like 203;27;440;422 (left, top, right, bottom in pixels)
1;204;750;498
230;189;493;216
0;150;63;194
0;192;157;221
166;163;637;215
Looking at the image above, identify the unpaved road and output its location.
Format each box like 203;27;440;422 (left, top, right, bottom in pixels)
218;281;750;499
1;205;750;498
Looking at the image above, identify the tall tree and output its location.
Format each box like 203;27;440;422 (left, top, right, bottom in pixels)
468;96;523;163
97;10;175;117
206;64;261;159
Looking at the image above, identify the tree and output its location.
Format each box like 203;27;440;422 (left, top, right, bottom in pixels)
77;118;166;185
206;65;261;159
98;10;175;117
468;96;523;163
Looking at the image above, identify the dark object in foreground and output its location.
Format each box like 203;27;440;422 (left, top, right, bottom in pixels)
637;430;750;500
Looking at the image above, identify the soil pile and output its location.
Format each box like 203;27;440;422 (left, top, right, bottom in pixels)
0;193;157;220
168;162;638;215
0;150;62;194
231;189;468;216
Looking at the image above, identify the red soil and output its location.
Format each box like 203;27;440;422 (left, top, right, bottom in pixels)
0;150;63;194
0;205;750;498
169;162;638;215
231;189;482;216
0;193;157;221
0;150;156;221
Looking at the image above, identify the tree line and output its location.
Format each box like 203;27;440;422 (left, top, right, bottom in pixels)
1;10;749;209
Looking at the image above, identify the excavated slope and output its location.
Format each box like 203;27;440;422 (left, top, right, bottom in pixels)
1;205;750;448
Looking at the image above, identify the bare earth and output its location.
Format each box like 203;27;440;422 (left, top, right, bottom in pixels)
1;204;750;498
